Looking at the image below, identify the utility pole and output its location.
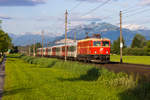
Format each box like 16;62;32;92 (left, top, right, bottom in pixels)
86;32;89;39
33;40;36;57
47;40;49;47
74;32;76;42
120;11;123;63
65;10;68;62
29;46;31;56
42;30;44;57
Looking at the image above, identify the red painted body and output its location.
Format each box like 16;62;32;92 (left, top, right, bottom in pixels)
45;48;48;56
77;38;111;55
62;46;68;57
52;47;56;56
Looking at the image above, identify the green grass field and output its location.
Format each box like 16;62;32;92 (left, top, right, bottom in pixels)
111;55;150;65
0;57;2;63
2;54;150;100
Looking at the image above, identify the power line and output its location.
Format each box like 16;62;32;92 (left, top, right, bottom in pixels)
69;2;83;12
123;7;144;14
123;7;150;15
122;6;142;12
123;8;150;19
81;0;111;17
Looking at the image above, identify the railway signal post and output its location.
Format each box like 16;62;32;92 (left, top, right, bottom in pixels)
65;10;68;62
120;11;123;63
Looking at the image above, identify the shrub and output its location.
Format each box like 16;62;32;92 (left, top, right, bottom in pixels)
123;48;148;56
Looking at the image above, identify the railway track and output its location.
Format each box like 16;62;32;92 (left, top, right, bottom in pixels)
73;60;150;80
93;62;150;80
41;56;150;80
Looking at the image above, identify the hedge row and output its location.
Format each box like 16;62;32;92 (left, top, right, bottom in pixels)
112;48;149;56
21;56;59;68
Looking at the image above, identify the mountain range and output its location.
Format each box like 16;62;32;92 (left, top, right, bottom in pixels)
8;22;150;46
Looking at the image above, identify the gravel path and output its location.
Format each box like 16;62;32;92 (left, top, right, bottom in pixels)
0;57;6;100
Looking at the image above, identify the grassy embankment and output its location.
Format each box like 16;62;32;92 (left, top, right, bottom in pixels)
0;56;3;63
111;55;150;65
2;54;150;100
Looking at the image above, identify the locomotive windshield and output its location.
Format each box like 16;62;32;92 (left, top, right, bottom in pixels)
102;41;110;47
93;41;101;46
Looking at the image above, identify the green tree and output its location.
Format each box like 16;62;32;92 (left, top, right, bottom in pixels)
30;43;42;54
145;40;150;55
0;29;12;55
112;37;126;54
131;34;146;48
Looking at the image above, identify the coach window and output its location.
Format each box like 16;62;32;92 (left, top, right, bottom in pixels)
102;41;110;47
93;41;101;46
48;49;51;52
56;48;60;52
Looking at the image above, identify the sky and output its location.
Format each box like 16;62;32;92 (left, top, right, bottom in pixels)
0;0;150;36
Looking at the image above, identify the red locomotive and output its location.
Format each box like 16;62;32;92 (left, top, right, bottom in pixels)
77;38;110;62
37;37;111;63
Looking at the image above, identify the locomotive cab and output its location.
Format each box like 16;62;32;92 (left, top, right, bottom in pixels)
77;38;111;63
93;40;110;54
91;39;110;62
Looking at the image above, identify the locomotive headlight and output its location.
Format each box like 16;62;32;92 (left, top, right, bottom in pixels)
100;48;103;51
106;50;108;54
95;51;97;54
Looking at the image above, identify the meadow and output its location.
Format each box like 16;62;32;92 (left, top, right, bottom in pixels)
0;57;3;63
111;55;150;65
2;54;150;100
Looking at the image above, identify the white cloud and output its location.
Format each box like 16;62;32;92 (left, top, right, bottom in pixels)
140;0;150;5
69;14;102;22
67;14;103;29
0;0;47;6
76;0;119;3
123;24;147;30
76;0;108;2
0;14;13;20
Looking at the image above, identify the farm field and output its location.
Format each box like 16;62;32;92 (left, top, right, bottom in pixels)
2;54;150;100
111;55;150;65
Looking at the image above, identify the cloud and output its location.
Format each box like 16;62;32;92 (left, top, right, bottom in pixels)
140;0;150;5
73;15;102;22
0;15;13;20
35;16;57;21
58;13;102;22
76;0;108;2
123;24;147;30
0;0;47;6
75;0;118;3
66;14;104;29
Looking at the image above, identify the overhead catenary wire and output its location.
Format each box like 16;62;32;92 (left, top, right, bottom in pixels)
69;2;83;12
68;0;114;30
81;0;112;17
123;8;150;21
123;7;150;16
122;5;143;12
123;6;145;14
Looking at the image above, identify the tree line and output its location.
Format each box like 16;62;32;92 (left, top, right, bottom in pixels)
111;34;150;56
0;26;12;57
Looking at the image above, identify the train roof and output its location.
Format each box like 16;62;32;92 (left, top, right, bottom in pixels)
52;42;77;47
78;38;110;42
37;42;77;49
